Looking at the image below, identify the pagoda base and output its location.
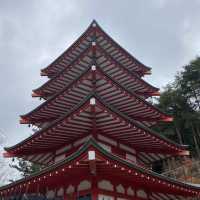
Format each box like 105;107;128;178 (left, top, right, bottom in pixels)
6;176;149;200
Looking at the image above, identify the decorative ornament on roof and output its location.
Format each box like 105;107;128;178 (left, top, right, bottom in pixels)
92;22;96;27
88;151;95;160
91;65;96;71
90;97;96;105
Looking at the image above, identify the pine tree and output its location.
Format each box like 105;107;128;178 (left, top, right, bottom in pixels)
154;57;200;157
9;158;41;178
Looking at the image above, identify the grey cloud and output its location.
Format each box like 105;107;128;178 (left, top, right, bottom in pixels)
0;0;200;148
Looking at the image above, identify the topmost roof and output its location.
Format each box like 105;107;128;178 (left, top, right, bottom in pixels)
41;20;151;77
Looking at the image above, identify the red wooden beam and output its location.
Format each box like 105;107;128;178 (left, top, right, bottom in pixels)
161;116;173;122
144;70;152;75
176;150;190;156
20;117;30;124
150;91;160;96
3;152;16;158
40;71;48;76
32;91;42;97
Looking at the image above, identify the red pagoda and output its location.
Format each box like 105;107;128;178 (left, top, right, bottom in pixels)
1;20;200;200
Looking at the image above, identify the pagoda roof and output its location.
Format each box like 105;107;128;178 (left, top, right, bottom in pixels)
33;43;158;99
21;66;171;127
0;139;199;198
5;95;188;160
41;20;150;78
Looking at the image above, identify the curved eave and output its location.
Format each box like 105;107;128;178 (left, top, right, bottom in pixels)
41;20;150;78
94;20;151;75
0;139;199;197
95;43;159;94
41;21;94;75
96;94;188;151
21;66;170;125
5;94;187;156
33;43;158;100
20;66;92;123
33;44;92;96
5;94;94;152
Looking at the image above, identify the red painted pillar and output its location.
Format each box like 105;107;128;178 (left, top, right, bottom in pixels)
148;192;151;200
64;192;68;200
113;183;117;200
91;176;98;200
75;183;79;200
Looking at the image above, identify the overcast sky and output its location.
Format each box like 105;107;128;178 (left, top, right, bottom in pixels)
0;0;200;149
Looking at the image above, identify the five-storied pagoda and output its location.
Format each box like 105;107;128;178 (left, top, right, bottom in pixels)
1;21;200;200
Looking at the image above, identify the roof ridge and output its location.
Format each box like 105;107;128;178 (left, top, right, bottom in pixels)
94;93;187;150
21;65;168;124
41;21;94;74
5;93;94;151
0;138;198;194
33;43;93;94
7;92;186;153
34;40;158;98
42;21;150;76
94;21;151;73
21;65;92;120
95;43;158;93
95;65;170;121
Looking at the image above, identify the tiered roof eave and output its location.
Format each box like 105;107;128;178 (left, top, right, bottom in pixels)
32;43;159;99
4;94;188;159
0;139;199;198
41;20;151;78
2;21;196;199
20;66;171;126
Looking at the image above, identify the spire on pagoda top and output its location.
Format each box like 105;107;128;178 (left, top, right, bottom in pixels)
41;20;151;78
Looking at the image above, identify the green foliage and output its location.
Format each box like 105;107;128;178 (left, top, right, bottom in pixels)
154;57;200;157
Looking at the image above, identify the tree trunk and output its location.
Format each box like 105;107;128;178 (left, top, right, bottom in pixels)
196;126;200;139
191;123;200;158
174;124;183;144
191;87;200;110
